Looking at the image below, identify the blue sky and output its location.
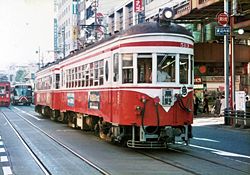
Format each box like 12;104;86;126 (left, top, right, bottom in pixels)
0;0;54;70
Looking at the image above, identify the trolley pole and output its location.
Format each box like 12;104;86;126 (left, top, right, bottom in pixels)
224;0;230;125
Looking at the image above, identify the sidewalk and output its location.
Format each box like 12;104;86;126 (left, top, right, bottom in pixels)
193;113;250;132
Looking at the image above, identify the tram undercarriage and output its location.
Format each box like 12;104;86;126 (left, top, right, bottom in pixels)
35;105;191;148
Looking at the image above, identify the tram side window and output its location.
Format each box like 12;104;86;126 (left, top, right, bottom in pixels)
94;61;99;86
99;60;104;85
137;54;152;83
179;54;189;84
113;53;119;82
90;63;94;86
55;74;60;89
157;54;175;82
105;60;109;82
122;53;133;84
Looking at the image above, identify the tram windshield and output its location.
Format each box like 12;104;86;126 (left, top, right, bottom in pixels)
14;85;32;96
0;86;5;94
157;54;175;82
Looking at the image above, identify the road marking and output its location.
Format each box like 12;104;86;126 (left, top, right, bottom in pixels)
0;136;1;139
193;117;224;126
13;107;43;121
0;156;8;162
193;137;220;143
2;166;13;175
0;141;3;145
0;148;5;153
190;144;250;159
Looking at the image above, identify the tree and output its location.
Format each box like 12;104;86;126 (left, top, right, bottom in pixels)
15;69;27;82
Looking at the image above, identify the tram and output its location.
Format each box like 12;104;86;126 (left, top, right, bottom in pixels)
12;84;33;106
0;81;11;106
35;8;194;148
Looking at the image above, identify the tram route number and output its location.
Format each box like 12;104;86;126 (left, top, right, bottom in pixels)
180;42;190;48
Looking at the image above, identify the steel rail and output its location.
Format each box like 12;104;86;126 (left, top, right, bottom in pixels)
6;107;111;175
1;110;51;175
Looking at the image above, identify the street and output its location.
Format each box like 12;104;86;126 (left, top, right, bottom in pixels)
0;106;249;175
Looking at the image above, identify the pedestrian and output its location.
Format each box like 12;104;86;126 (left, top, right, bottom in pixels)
214;96;221;116
220;95;225;115
193;94;200;115
203;95;209;113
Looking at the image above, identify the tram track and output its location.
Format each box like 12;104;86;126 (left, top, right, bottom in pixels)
1;107;111;175
169;147;249;174
136;145;249;175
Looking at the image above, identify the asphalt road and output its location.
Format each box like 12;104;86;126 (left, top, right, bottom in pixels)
0;106;249;175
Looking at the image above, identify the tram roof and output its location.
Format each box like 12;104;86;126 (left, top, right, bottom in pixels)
121;22;192;37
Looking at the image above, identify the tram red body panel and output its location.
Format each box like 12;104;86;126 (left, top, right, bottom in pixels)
0;82;11;106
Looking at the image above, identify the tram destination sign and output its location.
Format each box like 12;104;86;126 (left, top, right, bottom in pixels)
215;26;230;36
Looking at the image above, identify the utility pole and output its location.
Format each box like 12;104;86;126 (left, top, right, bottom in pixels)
94;0;98;40
224;0;230;125
230;0;237;112
36;47;41;70
62;26;65;58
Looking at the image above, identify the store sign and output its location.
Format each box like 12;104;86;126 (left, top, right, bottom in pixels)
134;0;143;13
235;91;246;111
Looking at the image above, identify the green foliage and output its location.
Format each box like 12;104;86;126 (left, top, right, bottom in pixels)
15;69;27;82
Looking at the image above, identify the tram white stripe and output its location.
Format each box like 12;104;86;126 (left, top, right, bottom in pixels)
13;107;43;121
2;166;13;175
0;141;3;145
190;144;250;159
0;156;8;162
0;148;5;153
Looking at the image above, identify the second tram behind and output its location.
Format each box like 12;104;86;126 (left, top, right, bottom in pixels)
35;15;194;148
0;81;11;106
12;84;33;106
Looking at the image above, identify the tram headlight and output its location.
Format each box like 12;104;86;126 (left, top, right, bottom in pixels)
160;7;174;21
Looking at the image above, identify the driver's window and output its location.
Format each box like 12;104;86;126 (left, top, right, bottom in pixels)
157;54;175;82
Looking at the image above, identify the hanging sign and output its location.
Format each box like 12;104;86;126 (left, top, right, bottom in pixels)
134;0;143;13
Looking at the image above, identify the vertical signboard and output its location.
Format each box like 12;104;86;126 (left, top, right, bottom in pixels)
134;0;143;13
235;91;246;111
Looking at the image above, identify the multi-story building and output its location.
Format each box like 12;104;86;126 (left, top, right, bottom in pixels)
55;0;123;59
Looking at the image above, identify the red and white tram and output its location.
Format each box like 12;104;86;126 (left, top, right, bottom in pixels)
35;12;194;148
0;81;11;107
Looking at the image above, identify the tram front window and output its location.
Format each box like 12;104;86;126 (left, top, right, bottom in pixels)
0;87;5;94
157;54;175;82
